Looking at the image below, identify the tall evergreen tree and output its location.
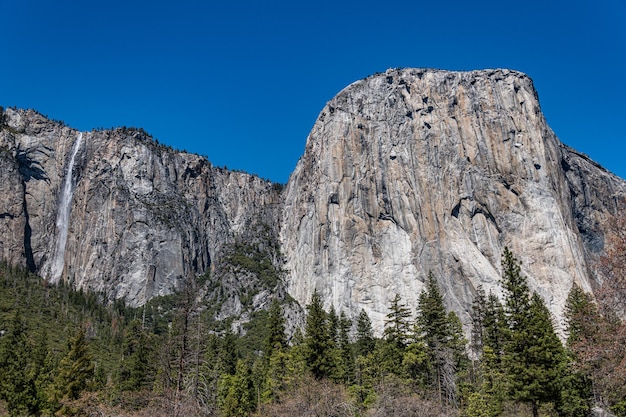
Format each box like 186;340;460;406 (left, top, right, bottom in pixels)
470;285;487;359
416;272;462;406
0;311;41;417
564;283;597;348
482;292;507;361
327;305;339;344
304;290;333;379
379;294;412;377
261;342;290;403
447;311;469;373
416;273;449;347
264;298;286;361
561;284;603;416
500;248;565;417
219;329;239;376
219;359;256;417
51;327;94;410
118;318;153;391
384;293;411;349
335;311;355;383
355;309;375;357
469;289;508;415
33;329;53;415
500;247;530;332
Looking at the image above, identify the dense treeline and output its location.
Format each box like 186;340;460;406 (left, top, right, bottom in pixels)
0;246;625;416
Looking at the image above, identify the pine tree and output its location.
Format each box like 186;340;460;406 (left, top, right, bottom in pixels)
219;329;239;376
416;272;461;406
379;294;412;377
0;311;41;416
384;293;411;349
52;327;94;407
264;298;286;361
118;318;152;391
469;289;508;415
261;343;290;403
564;283;597;348
500;248;565;417
336;311;355;383
33;329;54;415
522;293;566;415
482;292;507;361
560;284;600;416
218;359;256;417
304;290;333;379
328;305;339;344
416;273;449;347
447;311;469;374
355;309;375;357
500;247;530;332
470;285;487;359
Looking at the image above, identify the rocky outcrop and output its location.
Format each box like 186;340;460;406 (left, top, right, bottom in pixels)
0;108;282;307
280;68;626;332
1;68;624;333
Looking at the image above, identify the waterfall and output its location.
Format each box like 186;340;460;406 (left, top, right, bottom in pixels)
50;132;83;283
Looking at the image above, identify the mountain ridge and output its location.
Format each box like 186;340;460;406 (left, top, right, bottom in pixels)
1;68;624;333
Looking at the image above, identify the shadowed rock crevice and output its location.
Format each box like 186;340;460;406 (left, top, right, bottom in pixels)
14;146;46;272
21;185;36;272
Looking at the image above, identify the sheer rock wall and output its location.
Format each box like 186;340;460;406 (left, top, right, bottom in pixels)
1;68;624;331
280;69;625;331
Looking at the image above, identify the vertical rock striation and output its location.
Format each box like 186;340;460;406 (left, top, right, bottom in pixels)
0;68;624;332
0;108;281;306
280;68;626;332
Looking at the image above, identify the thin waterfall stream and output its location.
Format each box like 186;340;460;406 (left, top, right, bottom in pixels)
50;132;83;282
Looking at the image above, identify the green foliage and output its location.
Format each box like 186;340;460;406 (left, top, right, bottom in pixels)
475;346;508;416
226;240;282;289
52;327;94;402
483;292;507;361
0;248;623;417
335;311;355;384
218;359;256;417
304;290;334;379
416;272;468;407
499;249;566;417
563;283;597;348
384;293;412;348
500;247;530;332
562;283;620;416
402;340;430;385
261;344;290;402
507;293;564;410
0;311;45;416
557;364;592;417
355;309;375;356
416;273;450;347
263;299;286;360
465;391;499;417
117;319;155;391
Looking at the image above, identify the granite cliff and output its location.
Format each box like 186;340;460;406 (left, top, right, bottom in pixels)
1;68;624;332
0;109;283;313
280;68;625;331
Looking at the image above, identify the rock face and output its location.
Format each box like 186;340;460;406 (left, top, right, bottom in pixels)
280;68;626;332
0;108;281;306
0;68;624;332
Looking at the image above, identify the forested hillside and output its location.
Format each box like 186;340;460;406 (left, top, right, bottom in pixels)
1;245;624;417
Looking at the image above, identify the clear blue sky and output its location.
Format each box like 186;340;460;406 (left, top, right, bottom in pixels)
1;0;625;183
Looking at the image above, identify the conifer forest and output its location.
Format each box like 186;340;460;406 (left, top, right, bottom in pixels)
0;244;624;417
